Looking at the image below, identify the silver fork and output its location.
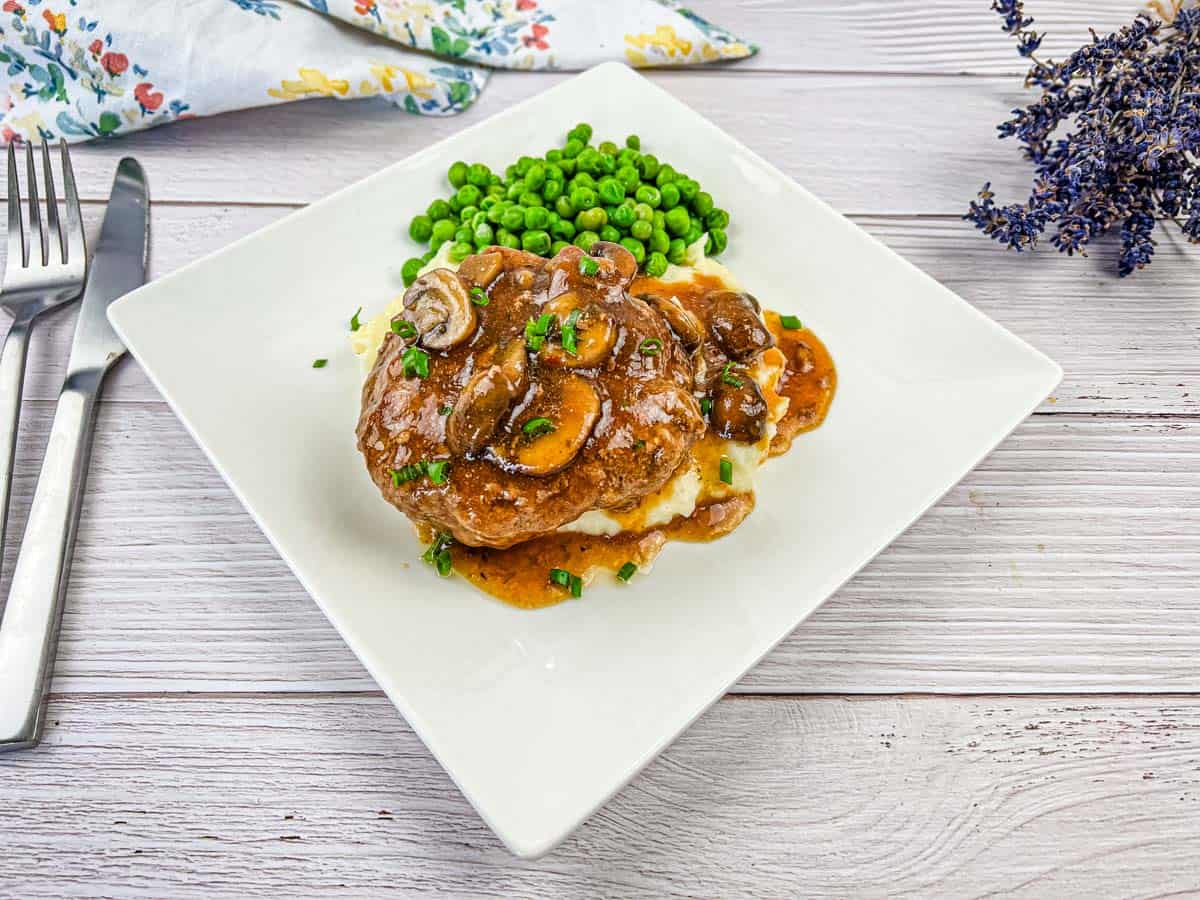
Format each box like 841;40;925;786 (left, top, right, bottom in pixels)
0;141;87;561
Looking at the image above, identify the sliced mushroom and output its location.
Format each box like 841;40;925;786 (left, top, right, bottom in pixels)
640;293;704;352
494;375;601;476
589;241;638;284
539;291;617;368
446;342;528;456
458;251;504;288
402;269;477;350
706;290;774;362
711;377;769;442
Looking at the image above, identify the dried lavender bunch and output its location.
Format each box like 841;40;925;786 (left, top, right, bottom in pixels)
965;1;1200;276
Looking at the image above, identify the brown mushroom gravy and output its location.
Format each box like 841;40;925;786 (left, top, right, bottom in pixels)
358;245;835;609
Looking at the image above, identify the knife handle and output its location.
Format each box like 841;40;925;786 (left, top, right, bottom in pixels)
0;369;102;750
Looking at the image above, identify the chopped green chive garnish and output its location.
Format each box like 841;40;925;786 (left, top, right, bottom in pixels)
423;532;454;577
523;417;556;437
391;318;417;339
570;574;583;598
561;308;582;356
578;256;599;276
402;346;430;378
719;456;733;485
470;286;489;307
350;307;363;332
312;358;328;369
633;438;646;450
426;460;450;485
438;405;453;416
779;314;803;330
525;313;555;352
721;361;744;388
549;567;571;587
390;459;450;486
639;338;663;356
616;562;637;582
700;397;712;416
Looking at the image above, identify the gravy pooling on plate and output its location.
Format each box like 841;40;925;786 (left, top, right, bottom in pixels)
355;241;835;608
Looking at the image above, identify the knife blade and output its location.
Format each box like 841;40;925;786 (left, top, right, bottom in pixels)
67;157;148;372
0;157;149;751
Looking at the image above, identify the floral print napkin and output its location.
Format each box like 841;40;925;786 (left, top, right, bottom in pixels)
0;0;755;143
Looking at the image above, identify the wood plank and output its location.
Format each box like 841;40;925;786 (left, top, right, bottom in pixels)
2;693;1198;895
35;72;1047;214
4;206;1195;416
688;0;1154;74
1;403;1191;695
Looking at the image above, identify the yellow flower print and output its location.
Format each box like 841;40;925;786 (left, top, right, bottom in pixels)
370;63;436;100
268;68;351;101
624;25;693;63
385;1;434;39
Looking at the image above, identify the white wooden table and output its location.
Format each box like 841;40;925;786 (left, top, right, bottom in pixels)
2;2;1198;895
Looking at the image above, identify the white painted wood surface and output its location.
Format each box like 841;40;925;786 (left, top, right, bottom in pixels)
1;2;1198;894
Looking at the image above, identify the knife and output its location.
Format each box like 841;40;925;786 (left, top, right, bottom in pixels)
0;158;148;751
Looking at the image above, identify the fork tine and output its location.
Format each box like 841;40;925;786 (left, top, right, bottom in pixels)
24;142;45;267
59;140;84;268
7;142;25;270
40;141;62;265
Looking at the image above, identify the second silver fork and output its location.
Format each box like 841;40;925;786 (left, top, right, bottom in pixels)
0;141;87;558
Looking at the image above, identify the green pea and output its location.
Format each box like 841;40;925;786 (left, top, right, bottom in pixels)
567;122;593;144
667;238;687;264
555;195;576;220
543;179;563;203
655;165;677;189
447;161;468;188
551;218;576;241
524;206;551;230
449;241;474;263
551;240;570;256
558;157;577;176
634;202;655;222
503;182;523;201
487;183;506;198
706;228;728;256
486;203;505;224
474;222;495;246
546;149;563;163
545;210;560;227
500;206;525;231
571;172;596;190
635;185;662;208
597;177;625;205
431;218;458;243
448;194;464;214
659;182;681;210
470;211;488;230
427;199;452;221
402;257;423;286
611;203;636;230
626;134;641;151
458;205;479;224
409;214;433;242
480;196;498;211
489;173;502;185
420;248;437;264
615;165;640;193
684;221;704;246
515;155;536;176
454;226;473;244
571;187;598;210
678;179;700;203
519;192;544;208
575;230;600;253
630;219;652;241
617;148;640;167
522;229;552;255
456;184;482;208
693;191;714;217
504;165;519;182
636;154;660;181
644;251;668;278
576;148;602;175
546;163;564;182
429;235;447;253
706;208;730;230
600;224;621;243
652;210;666;232
466;163;491;187
619;237;646;265
525;163;546;191
576;206;607;232
649;228;670;254
599;154;616;175
664;206;690;237
495;227;516;248
598;140;619;156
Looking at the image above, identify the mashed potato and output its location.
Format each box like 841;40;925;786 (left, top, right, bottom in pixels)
351;239;788;537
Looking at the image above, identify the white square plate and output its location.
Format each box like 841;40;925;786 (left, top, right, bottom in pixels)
108;62;1061;857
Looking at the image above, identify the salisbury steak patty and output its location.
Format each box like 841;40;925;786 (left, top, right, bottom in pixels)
357;243;707;548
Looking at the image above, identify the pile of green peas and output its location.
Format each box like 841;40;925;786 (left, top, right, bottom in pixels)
401;123;731;286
